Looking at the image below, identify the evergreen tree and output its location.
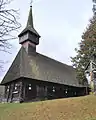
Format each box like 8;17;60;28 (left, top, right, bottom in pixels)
71;16;96;85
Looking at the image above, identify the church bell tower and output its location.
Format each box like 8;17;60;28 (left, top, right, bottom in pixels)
18;5;40;53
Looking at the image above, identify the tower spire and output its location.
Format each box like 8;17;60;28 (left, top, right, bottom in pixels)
18;2;40;45
18;1;40;53
26;4;34;28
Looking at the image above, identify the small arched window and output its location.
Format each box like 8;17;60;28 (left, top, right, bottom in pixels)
15;84;18;90
7;86;10;92
28;84;32;90
52;86;55;92
65;89;68;94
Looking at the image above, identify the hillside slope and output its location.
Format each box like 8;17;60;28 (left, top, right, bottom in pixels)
0;95;96;120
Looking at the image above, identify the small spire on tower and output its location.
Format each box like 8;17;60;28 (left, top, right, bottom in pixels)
27;0;34;28
18;0;40;46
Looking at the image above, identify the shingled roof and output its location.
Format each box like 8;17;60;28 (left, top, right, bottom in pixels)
1;46;85;87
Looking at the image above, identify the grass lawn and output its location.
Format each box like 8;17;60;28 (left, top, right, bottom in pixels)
0;95;96;120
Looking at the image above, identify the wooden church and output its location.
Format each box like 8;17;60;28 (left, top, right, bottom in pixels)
0;5;88;103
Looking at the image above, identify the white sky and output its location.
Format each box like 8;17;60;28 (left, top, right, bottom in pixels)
0;0;93;81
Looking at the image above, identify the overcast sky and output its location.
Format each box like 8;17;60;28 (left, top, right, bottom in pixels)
0;0;93;80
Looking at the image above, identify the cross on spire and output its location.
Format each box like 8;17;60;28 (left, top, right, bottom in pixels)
30;0;33;7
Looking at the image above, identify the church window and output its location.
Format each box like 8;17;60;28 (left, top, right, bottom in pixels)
15;84;18;90
28;84;32;90
65;89;68;94
7;86;10;92
75;92;76;95
52;86;55;92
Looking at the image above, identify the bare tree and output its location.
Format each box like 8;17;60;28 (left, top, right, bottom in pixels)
0;0;21;52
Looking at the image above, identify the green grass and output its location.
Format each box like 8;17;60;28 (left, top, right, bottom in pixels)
0;95;96;120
